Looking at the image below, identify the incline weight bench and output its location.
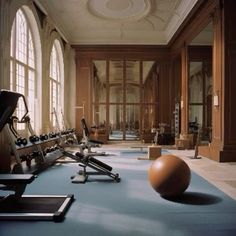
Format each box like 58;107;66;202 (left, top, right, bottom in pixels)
0;90;74;221
79;118;108;156
81;118;103;146
60;149;120;183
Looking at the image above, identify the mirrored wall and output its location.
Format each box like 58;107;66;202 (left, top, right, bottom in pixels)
92;60;158;141
188;22;213;142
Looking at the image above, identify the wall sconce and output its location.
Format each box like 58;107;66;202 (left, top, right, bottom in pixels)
213;92;219;107
180;100;184;109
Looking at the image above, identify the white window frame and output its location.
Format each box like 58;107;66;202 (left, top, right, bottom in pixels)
49;40;64;130
10;8;37;132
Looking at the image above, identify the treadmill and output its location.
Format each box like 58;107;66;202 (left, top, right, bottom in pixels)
0;89;74;221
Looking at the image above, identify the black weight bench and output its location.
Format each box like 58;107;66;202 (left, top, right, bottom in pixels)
81;118;104;146
0;89;74;221
60;149;120;183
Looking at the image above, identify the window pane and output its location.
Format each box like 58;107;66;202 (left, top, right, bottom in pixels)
28;31;35;68
49;41;63;128
10;60;13;90
11;9;37;130
16;63;25;94
28;69;35;127
16;10;27;64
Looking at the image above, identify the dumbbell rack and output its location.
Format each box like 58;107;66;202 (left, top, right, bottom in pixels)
5;116;65;174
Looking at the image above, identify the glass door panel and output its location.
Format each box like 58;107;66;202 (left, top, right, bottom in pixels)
189;62;203;103
110;85;123;103
93;60;106;103
125;105;140;140
142;104;157;131
93;104;106;127
189;105;203;132
109;61;123;84
109;104;123;140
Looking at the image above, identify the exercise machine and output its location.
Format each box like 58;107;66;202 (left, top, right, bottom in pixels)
61;149;120;183
0;89;74;221
50;114;120;183
79;118;109;156
5;104;64;174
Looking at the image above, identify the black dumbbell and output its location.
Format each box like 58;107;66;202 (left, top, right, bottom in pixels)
44;147;51;154
40;134;49;141
49;146;55;152
49;132;56;138
29;135;39;143
15;137;28;146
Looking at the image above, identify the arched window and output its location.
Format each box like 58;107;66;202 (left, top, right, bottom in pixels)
10;9;37;130
49;40;64;129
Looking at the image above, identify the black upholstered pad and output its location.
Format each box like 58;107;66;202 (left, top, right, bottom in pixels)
0;174;35;184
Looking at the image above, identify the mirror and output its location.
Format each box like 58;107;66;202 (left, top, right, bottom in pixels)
188;22;213;142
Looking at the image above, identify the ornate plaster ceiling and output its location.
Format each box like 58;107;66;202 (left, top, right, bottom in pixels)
35;0;199;45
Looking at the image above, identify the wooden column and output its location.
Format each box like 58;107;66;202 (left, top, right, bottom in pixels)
180;43;189;135
75;58;91;132
219;0;236;161
209;0;236;162
209;3;223;161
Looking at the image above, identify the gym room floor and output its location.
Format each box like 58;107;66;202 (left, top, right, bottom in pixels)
112;142;236;200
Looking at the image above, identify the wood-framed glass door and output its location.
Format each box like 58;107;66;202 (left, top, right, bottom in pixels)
92;60;157;141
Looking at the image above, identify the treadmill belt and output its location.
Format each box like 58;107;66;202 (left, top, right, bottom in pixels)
0;194;74;221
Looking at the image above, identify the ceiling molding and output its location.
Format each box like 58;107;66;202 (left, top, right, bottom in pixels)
165;0;199;43
87;0;151;21
36;0;201;45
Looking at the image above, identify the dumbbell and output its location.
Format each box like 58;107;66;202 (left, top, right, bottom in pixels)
30;150;41;159
65;138;74;145
39;133;49;141
15;137;28;146
29;135;40;143
49;146;56;152
48;132;57;138
61;130;66;135
44;147;51;154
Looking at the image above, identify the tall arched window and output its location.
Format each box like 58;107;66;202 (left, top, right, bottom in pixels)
10;8;36;130
49;40;64;129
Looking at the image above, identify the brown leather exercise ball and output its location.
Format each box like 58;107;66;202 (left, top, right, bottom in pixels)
148;154;191;197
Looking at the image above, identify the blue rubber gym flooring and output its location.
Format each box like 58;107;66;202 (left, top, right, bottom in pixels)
1;148;236;236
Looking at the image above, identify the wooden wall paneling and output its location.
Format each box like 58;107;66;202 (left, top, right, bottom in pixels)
158;61;172;129
209;4;223;161
218;0;236;161
75;58;91;132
